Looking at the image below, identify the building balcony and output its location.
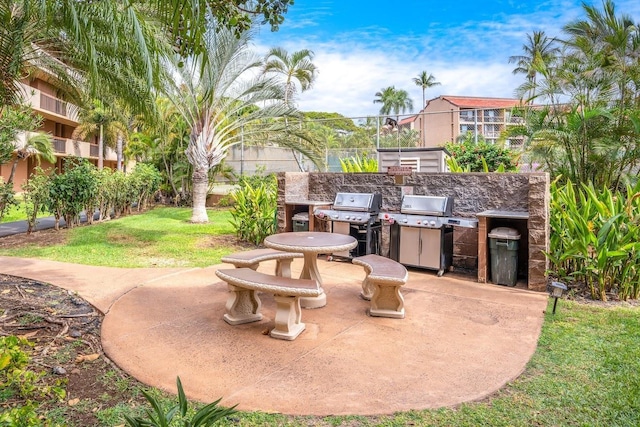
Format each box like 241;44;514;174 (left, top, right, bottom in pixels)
19;133;116;161
483;117;504;123
483;131;501;139
18;83;79;126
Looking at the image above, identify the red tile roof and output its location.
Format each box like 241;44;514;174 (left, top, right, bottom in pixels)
438;96;523;109
398;116;416;125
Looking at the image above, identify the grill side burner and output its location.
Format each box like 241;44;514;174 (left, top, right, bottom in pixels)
314;193;382;259
379;195;478;276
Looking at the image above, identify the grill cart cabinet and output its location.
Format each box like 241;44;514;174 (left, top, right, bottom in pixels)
381;195;476;277
393;226;453;275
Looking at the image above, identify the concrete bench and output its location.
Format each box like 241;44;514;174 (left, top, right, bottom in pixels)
221;248;303;278
215;268;320;340
352;254;408;319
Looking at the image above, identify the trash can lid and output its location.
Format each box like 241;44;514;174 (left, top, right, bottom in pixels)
488;227;521;240
292;212;309;221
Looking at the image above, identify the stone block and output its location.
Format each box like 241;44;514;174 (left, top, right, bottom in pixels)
528;228;549;247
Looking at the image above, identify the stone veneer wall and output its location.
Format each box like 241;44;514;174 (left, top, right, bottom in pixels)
276;172;550;291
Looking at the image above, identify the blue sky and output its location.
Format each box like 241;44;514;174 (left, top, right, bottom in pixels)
253;0;640;118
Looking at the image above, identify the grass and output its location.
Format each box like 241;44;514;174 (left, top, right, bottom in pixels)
2;206;639;425
0;207;239;267
0;196;51;223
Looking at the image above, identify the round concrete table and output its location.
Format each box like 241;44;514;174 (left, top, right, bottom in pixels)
264;232;357;308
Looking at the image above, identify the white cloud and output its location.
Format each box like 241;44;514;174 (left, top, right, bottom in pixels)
252;0;640;119
254;40;523;118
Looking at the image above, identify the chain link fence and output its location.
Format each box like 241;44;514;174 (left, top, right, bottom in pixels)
225;106;532;176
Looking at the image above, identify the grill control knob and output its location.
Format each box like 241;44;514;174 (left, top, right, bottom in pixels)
417;220;422;225
430;220;436;227
332;214;339;219
402;219;408;223
356;216;361;221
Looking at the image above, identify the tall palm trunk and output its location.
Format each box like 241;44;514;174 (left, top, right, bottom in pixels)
116;132;123;171
191;165;209;223
98;124;104;170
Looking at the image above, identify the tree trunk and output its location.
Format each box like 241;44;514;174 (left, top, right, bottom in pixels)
190;165;209;223
98;124;104;170
7;159;18;184
116;133;123;171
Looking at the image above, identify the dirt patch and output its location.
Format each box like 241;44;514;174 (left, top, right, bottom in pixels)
196;233;256;251
0;274;147;426
0;228;68;249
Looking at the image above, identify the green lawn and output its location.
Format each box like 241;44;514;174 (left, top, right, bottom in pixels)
0;207;241;267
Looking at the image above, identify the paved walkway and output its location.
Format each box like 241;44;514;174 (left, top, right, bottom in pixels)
0;255;548;416
0;212;99;237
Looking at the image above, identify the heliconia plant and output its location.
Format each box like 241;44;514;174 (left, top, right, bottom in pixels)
547;178;640;301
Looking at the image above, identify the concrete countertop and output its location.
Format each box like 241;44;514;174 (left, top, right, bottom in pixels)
476;210;529;219
285;200;333;206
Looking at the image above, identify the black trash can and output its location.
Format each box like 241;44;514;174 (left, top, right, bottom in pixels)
292;212;309;232
488;227;520;286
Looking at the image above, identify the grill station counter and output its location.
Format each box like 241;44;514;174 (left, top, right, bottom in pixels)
379;195;478;276
314;192;382;259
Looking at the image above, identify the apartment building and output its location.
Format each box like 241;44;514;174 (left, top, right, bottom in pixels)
416;95;526;148
0;71;118;192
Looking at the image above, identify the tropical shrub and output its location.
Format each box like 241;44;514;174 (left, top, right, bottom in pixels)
21;167;51;234
0;178;17;222
230;173;277;245
47;158;98;229
0;336;66;426
130;163;162;211
340;153;378;172
548;179;640;301
444;139;519;172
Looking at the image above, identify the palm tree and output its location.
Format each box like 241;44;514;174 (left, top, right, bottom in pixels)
0;1;165;114
161;24;320;223
373;86;414;116
262;48;318;107
509;30;560;102
7;132;54;185
262;47;318;171
412;71;440;110
73;99;127;170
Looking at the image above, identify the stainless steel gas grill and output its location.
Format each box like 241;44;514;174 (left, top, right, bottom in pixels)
379;195;478;276
314;192;382;259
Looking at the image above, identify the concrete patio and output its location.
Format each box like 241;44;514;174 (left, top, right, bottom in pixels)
0;255;547;416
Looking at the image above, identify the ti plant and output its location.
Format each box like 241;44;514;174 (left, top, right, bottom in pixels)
124;377;237;427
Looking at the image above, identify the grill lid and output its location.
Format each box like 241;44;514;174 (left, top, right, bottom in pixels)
400;195;453;216
333;192;381;212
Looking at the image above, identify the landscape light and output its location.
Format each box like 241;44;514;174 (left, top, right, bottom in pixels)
548;281;567;314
